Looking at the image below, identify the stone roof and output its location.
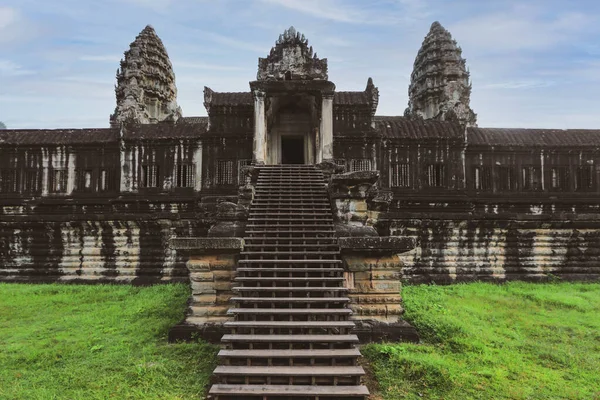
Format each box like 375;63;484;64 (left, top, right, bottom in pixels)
203;90;370;107
334;91;369;105
375;116;464;139
468;127;600;147
123;120;207;140
180;116;209;124
206;91;253;106
0;129;118;145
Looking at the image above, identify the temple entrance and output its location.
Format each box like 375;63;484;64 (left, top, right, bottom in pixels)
281;136;305;164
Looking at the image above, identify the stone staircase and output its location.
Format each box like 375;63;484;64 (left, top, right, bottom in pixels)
209;165;369;399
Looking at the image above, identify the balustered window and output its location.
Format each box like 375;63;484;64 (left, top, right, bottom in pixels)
141;164;159;188
550;166;570;191
425;163;446;187
350;159;371;172
216;160;234;185
175;163;195;188
497;166;517;191
390;163;411;188
237;159;252;185
522;166;541;191
473;166;492;191
576;165;595;192
50;169;68;193
0;169;19;193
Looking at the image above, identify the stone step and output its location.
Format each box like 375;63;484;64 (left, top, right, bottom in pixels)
234;277;344;282
246;229;335;234
218;348;361;358
243;243;339;248
240;251;339;256
224;321;355;328
249;212;333;216
209;384;368;397
213;365;364;377
232;287;347;293
244;237;338;242
235;267;344;273
238;259;342;264
227;308;352;315
221;334;359;343
230;297;350;304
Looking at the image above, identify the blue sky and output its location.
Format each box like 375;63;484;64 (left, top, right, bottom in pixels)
1;0;599;129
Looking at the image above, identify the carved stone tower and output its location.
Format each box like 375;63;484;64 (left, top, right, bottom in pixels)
250;26;335;165
110;25;182;126
405;21;477;127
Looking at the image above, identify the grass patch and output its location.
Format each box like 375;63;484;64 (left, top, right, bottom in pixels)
0;283;217;400
363;282;600;399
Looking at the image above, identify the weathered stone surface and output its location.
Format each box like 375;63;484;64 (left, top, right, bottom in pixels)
330;171;379;199
405;21;477;127
338;236;415;254
257;26;328;81
170;237;243;251
111;25;182;126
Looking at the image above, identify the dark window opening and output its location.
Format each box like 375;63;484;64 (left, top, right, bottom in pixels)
473;166;492;191
176;164;195;188
50;169;68;193
550;166;570;191
141;164;159;188
216;160;234;185
284;71;292;80
0;169;19;193
522;166;541;191
350;159;371;172
425;163;446;187
576;165;595;192
281;136;304;164
497;166;517;191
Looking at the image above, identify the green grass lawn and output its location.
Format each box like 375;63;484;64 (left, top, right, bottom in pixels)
0;283;217;400
1;282;599;399
363;282;600;400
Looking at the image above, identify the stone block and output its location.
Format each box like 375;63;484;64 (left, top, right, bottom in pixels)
190;272;214;282
192;294;217;305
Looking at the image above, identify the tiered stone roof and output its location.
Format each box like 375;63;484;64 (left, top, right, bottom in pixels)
405;21;477;127
257;26;328;81
111;25;182;126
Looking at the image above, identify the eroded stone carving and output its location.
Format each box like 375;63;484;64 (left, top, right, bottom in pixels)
405;21;477;127
257;26;328;81
111;25;182;126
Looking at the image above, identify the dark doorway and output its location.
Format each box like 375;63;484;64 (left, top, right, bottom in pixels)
281;136;304;164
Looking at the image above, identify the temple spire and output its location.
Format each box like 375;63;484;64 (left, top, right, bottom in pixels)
405;21;477;127
110;25;182;126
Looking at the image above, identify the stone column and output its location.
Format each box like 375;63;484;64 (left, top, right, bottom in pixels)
253;90;267;165
320;93;334;162
66;151;76;195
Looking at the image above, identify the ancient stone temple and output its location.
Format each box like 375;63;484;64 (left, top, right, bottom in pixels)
2;21;600;398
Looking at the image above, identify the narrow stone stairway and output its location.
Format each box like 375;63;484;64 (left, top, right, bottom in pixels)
209;165;369;400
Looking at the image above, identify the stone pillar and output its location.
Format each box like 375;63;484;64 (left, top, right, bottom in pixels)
319;93;334;162
253;90;266;165
66;151;76;195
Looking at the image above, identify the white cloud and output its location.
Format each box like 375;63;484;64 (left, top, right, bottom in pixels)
0;60;35;76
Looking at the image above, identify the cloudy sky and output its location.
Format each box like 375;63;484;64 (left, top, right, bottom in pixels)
1;0;599;129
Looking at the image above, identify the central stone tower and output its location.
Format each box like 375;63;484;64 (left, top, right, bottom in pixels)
250;27;335;165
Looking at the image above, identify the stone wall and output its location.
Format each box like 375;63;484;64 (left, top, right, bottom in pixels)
382;213;600;283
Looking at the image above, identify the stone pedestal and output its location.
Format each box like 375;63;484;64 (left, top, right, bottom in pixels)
168;237;243;343
338;236;418;342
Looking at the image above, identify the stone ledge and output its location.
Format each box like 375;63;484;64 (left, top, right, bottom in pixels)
170;237;244;251
338;236;415;254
